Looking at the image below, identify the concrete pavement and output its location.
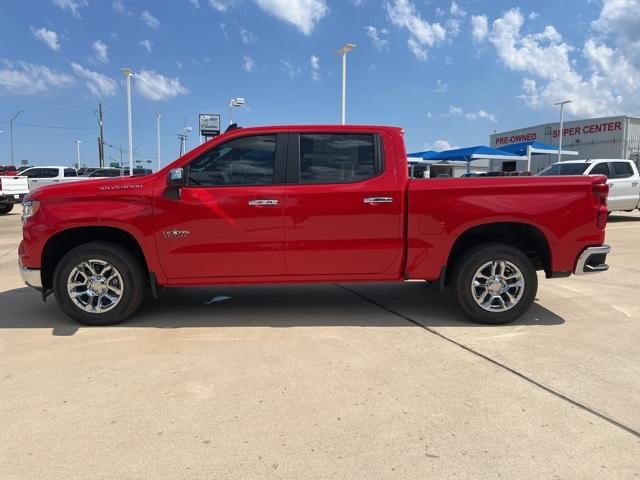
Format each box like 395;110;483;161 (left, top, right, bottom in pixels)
1;209;639;479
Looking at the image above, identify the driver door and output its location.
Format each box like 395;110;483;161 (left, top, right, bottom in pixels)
154;133;287;279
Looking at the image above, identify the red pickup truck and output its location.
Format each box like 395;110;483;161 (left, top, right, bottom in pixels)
19;125;610;325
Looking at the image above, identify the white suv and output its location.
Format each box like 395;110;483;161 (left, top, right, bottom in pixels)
538;159;640;213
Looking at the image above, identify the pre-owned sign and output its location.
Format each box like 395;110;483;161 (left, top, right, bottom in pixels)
199;114;221;138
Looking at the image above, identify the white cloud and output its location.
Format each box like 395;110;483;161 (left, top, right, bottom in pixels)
135;69;189;101
476;6;640;117
209;0;236;11
92;40;109;63
281;60;302;79
365;26;389;51
141;10;160;29
254;0;329;35
240;27;256;44
31;27;60;51
470;15;488;42
140;39;152;52
310;55;320;81
528;11;539;20
112;0;130;15
448;104;497;122
424;139;458;151
242;55;255;72
53;0;87;18
190;0;200;7
433;78;447;92
0;60;75;95
71;63;117;97
449;1;466;17
385;0;446;60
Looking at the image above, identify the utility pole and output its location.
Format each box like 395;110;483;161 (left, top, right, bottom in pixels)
122;68;134;176
554;100;572;163
337;44;356;125
9;110;25;166
98;103;105;168
74;139;82;168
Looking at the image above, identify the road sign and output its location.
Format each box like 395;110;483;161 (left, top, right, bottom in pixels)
199;113;221;138
110;162;120;168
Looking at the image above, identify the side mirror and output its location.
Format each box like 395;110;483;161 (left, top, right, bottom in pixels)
167;168;186;188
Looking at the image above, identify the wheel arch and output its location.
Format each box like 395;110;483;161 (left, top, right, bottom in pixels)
41;226;149;292
445;222;552;285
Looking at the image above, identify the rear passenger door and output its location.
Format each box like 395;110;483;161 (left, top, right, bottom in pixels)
283;131;404;276
609;161;639;210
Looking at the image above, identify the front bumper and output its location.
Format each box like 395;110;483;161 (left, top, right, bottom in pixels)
574;245;611;275
20;266;42;290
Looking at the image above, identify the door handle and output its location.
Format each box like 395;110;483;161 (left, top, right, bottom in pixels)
248;199;279;207
364;197;393;204
632;182;638;187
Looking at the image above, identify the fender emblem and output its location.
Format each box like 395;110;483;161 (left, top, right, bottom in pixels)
163;230;190;238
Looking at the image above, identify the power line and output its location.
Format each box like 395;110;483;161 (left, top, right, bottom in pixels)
0;121;96;131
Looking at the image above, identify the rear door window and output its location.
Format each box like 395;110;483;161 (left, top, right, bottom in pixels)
64;168;78;177
40;168;59;178
612;162;633;178
298;134;379;184
538;163;589;176
589;163;611;178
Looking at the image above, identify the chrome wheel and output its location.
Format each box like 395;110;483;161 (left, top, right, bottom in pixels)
67;259;124;314
471;260;525;312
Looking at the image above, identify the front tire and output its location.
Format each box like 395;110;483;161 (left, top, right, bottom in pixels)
0;203;14;215
53;242;146;325
451;243;537;324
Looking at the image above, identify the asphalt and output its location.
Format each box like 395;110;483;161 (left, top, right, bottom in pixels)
1;207;639;479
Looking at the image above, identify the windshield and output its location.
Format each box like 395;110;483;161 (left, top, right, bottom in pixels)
538;163;589;176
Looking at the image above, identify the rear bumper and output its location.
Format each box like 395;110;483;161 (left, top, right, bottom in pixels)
574;245;611;275
0;193;26;204
19;266;42;290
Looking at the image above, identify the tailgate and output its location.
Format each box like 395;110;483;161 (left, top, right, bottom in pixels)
0;176;29;195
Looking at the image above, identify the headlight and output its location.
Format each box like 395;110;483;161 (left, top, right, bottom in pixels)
22;200;40;222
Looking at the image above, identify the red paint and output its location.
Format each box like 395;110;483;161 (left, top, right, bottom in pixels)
20;125;607;287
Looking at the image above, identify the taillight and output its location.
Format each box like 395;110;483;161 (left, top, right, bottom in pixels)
593;182;609;229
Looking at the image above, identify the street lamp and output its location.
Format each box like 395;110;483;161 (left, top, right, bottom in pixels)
74;139;81;168
554;100;572;162
337;44;356;125
178;126;192;156
122;68;134;176
156;113;161;172
228;97;245;125
9;110;25;166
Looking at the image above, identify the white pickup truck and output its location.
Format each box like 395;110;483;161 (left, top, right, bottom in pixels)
0;174;29;214
19;166;91;191
539;159;640;213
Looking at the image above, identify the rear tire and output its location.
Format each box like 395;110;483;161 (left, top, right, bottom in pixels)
53;242;146;325
451;243;537;325
0;203;14;215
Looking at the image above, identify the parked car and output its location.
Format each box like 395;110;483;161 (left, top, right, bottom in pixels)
0;165;18;176
19;166;87;191
19;125;610;326
77;167;99;176
538;159;639;212
0;173;29;214
88;168;151;178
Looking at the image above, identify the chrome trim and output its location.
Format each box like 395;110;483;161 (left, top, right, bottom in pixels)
364;197;393;204
574;245;611;275
248;199;279;206
20;266;42;290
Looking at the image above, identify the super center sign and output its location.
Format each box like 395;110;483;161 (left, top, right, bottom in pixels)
494;120;623;146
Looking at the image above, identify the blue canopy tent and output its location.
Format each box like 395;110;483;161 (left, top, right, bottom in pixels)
426;146;526;174
407;150;438;160
497;140;578;171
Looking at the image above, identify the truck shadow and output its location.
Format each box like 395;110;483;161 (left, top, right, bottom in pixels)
607;213;640;223
0;283;564;336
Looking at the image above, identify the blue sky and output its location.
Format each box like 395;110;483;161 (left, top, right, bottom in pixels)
0;0;638;167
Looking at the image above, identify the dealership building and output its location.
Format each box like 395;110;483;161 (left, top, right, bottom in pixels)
488;115;640;173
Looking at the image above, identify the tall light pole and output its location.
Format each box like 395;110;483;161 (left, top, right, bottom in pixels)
9;110;25;166
74;139;81;167
122;68;134;176
228;97;245;125
337;44;356;125
156;113;162;172
554;100;572;162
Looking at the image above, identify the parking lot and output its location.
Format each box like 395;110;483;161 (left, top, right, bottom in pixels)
1;208;639;479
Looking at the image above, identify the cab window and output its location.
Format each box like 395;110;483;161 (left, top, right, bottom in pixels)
612;161;633;178
589;163;610;177
64;168;78;177
298;134;379;184
187;135;276;187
